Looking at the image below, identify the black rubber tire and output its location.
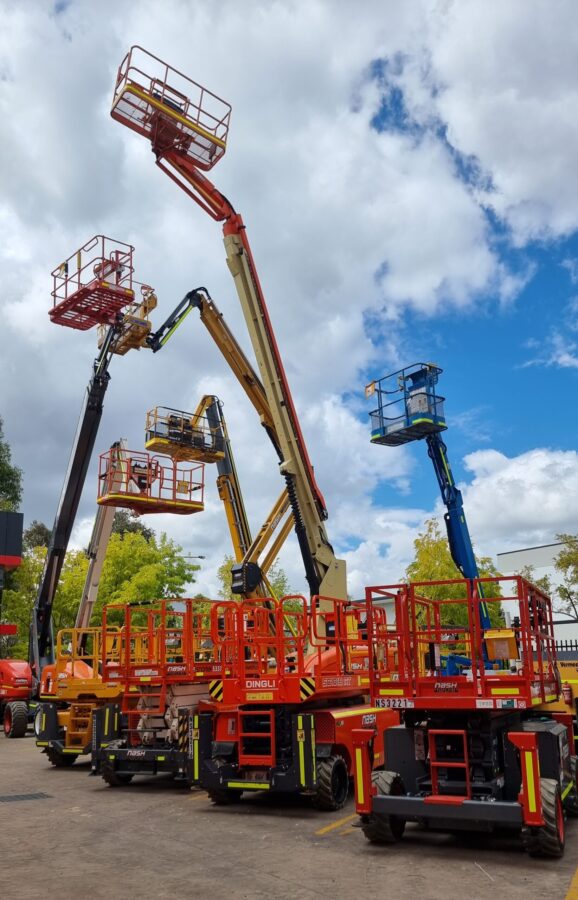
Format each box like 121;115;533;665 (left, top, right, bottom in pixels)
523;778;565;858
3;701;28;738
33;707;43;738
46;747;76;767
360;770;406;844
313;754;349;811
207;785;243;805
564;756;578;818
101;764;134;787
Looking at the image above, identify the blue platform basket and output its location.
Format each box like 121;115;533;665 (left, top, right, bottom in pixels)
367;363;447;447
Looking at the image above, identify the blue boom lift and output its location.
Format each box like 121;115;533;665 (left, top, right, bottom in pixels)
366;363;491;669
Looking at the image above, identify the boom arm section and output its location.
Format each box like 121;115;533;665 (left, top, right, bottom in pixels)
30;324;120;679
153;154;345;600
148;288;279;453
426;433;490;630
75;440;128;631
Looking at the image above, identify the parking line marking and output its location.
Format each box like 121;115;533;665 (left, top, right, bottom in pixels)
566;865;578;900
314;813;357;836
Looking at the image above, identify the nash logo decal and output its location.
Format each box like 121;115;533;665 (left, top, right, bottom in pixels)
433;682;458;692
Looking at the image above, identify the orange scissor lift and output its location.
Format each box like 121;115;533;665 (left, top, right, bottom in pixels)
194;596;398;810
91;597;225;786
352;576;578;857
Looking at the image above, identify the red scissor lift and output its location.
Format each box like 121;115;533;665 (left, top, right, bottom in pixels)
92;598;224;786
353;576;577;857
196;596;399;809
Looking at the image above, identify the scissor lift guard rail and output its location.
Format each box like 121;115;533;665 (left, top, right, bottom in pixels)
193;596;398;809
353;576;578;858
91;598;224;786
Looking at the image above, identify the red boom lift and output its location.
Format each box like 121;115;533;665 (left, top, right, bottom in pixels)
106;47;397;807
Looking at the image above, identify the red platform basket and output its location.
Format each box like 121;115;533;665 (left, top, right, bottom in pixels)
97;448;205;515
50;235;136;331
111;46;231;171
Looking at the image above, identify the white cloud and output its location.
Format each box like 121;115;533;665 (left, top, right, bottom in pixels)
398;0;578;243
460;448;578;554
2;1;578;606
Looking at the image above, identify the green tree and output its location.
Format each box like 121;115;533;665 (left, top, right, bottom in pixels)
0;415;22;511
1;531;198;657
405;518;503;626
23;520;51;551
554;533;578;619
517;564;553;597
1;546;45;658
217;553;292;600
111;510;154;542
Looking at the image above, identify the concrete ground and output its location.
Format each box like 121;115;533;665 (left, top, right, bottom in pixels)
2;734;578;900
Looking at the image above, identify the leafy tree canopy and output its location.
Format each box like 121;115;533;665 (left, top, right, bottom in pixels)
1;531;197;658
23;520;52;551
111;509;154;542
405;518;503;627
553;533;578;620
0;415;22;511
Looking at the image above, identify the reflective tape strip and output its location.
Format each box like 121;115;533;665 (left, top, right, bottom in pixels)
525;751;537;813
297;715;305;787
227;782;269;790
335;706;382;719
311;718;316;784
562;781;574;801
379;688;404;696
104;707;110;736
355;748;364;807
490;687;519;695
193;715;199;782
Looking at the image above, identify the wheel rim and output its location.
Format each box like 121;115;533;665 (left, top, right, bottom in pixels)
3;707;11;735
557;794;565;843
332;763;348;805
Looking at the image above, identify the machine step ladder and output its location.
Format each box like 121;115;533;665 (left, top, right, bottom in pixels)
238;710;276;767
425;729;471;805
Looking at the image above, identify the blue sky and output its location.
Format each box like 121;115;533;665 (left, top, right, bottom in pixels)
368;239;578;514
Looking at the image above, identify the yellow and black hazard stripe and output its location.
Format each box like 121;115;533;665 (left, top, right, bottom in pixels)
178;714;188;753
299;676;315;701
209;679;223;701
